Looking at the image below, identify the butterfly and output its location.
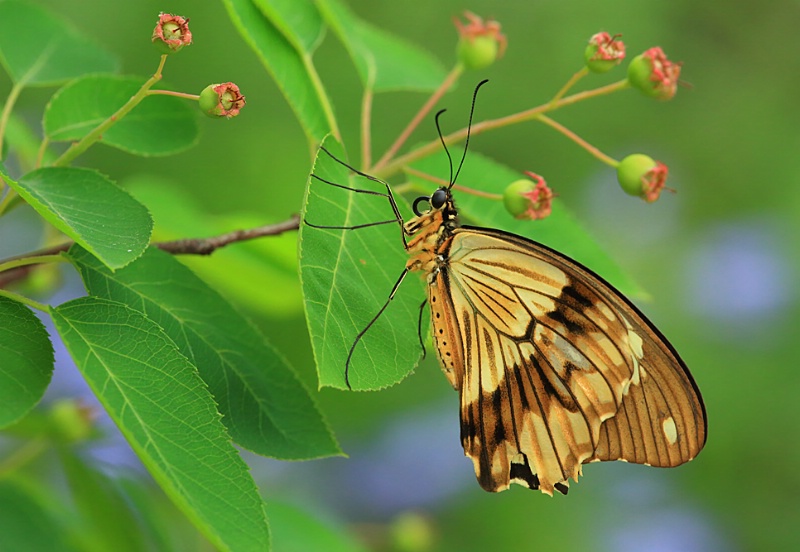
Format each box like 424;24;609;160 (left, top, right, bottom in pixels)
305;81;707;495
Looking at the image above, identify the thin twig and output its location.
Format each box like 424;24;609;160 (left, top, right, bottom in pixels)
360;64;376;170
535;114;618;167
156;215;300;255
371;64;464;173
403;166;503;200
375;79;631;180
0;215;301;288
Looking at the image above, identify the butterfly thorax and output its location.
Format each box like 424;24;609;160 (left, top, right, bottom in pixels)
404;190;459;278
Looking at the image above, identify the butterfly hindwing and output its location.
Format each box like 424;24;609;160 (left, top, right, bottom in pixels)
431;226;706;495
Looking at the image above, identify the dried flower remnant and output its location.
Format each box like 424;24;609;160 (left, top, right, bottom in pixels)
503;172;554;220
628;47;681;100
152;13;192;54
584;32;626;73
199;83;246;118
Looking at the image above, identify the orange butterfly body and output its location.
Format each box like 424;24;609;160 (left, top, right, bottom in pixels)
403;186;706;495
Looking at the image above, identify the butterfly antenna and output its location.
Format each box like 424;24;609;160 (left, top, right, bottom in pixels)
450;78;489;188
435;109;454;186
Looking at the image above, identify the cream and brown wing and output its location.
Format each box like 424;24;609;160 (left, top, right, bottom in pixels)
432;227;705;495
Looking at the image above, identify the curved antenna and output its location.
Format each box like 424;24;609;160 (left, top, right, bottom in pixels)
450;78;489;189
434;108;453;187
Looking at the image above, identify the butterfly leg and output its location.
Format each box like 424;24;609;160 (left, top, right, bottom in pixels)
344;267;411;389
313;146;408;247
417;299;428;360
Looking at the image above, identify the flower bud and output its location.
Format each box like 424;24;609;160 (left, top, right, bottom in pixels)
454;12;507;70
616;153;669;202
199;83;246;118
152;13;192;54
627;47;681;100
503;172;554;220
584;32;625;73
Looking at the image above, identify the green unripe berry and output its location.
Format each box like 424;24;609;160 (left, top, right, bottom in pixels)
617;154;656;196
458;36;499;70
503;179;536;218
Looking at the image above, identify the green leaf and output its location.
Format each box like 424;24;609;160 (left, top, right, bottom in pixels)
0;480;76;552
223;0;333;142
317;0;448;92
254;0;325;54
43;74;199;156
299;137;425;390
406;150;644;297
267;501;368;552
51;297;269;552
0;295;54;428
0;0;118;87
0;165;152;270
69;245;340;460
127;178;303;316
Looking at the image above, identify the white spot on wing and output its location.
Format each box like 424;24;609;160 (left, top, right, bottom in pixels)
662;416;678;445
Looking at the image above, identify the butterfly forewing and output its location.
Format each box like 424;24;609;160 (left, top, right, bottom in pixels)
428;226;706;495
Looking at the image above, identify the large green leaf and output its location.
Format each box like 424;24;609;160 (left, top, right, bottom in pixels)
51;297;269;552
0;0;118;87
69;245;340;460
254;0;325;54
223;0;332;142
0;296;54;428
44;74;199;156
317;0;448;92
406;150;644;297
299;137;426;391
0;165;152;270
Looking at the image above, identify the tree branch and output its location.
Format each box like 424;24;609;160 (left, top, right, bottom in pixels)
0;215;301;288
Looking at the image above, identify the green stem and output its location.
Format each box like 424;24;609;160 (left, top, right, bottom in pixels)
0;253;66;275
35;136;50;169
374;79;631;180
147;89;199;100
0;289;50;313
0;82;24;163
535;114;619;167
302;53;341;143
371;63;464;173
0;438;48;479
0;188;18;216
549;66;589;108
52;55;170;167
360;62;376;170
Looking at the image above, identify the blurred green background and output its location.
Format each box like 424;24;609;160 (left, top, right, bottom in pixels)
3;0;799;550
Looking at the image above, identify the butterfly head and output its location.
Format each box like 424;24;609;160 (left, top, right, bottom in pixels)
405;187;459;238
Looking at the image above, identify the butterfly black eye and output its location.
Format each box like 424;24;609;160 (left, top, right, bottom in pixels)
412;196;430;216
431;188;448;209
